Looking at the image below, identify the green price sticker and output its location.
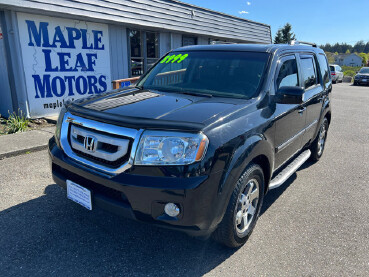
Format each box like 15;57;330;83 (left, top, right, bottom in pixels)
160;54;189;64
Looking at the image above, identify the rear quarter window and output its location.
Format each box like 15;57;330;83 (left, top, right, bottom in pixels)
318;54;330;85
300;56;317;89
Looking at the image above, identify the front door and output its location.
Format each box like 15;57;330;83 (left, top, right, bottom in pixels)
273;55;306;169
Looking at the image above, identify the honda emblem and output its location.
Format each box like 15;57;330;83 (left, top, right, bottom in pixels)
84;136;97;152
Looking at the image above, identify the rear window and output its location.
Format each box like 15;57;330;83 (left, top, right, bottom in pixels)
138;51;270;99
329;66;335;72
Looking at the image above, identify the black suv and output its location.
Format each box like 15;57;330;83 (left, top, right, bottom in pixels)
49;43;332;248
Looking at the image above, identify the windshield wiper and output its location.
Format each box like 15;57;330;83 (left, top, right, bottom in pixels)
180;91;213;98
145;86;212;98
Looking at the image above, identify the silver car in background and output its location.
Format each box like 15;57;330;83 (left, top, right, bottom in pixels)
329;64;344;84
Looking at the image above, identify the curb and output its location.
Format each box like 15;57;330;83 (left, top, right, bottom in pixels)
0;144;48;160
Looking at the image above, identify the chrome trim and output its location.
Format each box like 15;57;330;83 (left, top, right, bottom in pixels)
276;119;318;153
60;112;143;176
70;125;130;162
305;119;318;132
276;128;305;153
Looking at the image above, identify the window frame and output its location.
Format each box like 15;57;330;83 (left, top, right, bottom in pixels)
274;54;300;92
182;35;198;47
127;29;160;77
298;53;319;91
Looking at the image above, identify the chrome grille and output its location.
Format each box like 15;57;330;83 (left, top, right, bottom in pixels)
60;112;143;176
70;125;130;162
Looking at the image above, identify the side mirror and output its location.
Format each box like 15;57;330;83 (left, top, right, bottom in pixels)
275;86;304;104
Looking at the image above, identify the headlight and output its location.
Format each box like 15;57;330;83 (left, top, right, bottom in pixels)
355;75;361;79
134;131;209;165
55;107;66;143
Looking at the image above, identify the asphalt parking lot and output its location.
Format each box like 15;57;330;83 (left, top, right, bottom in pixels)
0;83;368;276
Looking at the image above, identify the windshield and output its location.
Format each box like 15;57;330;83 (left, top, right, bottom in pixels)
329;66;335;72
359;68;369;74
137;51;270;99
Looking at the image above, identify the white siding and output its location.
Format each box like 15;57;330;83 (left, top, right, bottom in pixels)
0;0;271;43
159;32;171;56
109;24;129;81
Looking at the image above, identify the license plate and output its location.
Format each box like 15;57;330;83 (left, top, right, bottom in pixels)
67;180;92;210
363;79;368;82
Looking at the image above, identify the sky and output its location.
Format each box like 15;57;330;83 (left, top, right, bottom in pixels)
181;0;369;46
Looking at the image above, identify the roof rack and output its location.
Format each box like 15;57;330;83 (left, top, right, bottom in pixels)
290;40;317;47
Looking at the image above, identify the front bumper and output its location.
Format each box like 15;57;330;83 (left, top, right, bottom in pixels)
354;78;369;85
49;137;223;236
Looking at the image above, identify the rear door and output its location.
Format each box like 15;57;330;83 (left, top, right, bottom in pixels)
273;54;306;169
338;66;344;80
299;53;324;145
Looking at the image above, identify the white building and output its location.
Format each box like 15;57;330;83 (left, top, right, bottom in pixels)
0;0;271;118
334;53;363;67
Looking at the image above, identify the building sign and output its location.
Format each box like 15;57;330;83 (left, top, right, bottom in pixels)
17;13;111;117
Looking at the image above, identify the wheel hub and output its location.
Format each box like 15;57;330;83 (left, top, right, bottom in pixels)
317;124;327;156
235;179;259;235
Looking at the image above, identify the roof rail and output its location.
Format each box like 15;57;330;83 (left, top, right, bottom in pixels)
290;40;317;47
210;41;237;45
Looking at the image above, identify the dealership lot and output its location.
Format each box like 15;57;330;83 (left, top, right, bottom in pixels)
0;83;368;276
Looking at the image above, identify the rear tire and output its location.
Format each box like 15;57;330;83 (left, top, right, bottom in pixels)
212;164;264;248
310;117;329;162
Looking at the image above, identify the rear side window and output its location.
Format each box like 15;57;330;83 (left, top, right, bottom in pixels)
318;54;330;85
300;56;317;89
276;57;299;89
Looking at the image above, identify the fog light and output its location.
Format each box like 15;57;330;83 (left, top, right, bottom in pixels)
164;203;180;217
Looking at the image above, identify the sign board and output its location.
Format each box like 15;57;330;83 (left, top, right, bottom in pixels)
17;13;111;117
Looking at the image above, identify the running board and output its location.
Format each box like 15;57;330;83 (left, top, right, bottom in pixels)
269;150;311;190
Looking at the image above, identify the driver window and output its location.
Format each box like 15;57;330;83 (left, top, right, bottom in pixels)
276;57;299;90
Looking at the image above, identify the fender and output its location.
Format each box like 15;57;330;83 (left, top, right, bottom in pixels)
219;134;274;193
314;95;331;139
210;134;274;230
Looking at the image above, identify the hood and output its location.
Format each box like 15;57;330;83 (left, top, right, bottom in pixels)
70;88;250;129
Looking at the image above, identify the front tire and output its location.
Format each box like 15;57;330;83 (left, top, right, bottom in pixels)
310;117;329;162
213;164;264;248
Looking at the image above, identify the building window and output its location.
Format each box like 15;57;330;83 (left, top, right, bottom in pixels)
129;29;159;77
182;36;197;46
146;31;159;72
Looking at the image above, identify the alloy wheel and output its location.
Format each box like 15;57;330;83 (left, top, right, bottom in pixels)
234;179;259;236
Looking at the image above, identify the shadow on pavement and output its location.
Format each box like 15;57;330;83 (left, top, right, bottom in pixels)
0;160;317;276
261;160;315;216
0;184;236;276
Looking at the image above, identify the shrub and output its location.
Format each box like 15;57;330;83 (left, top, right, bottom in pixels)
6;110;29;134
343;70;356;77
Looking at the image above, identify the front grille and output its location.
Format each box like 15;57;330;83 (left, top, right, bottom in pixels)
69;124;132;169
72;148;130;168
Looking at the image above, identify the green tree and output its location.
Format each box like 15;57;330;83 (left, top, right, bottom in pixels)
345;49;351;54
358;53;368;66
353;41;366;53
274;23;296;44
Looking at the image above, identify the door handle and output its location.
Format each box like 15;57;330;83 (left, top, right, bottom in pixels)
298;107;306;114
